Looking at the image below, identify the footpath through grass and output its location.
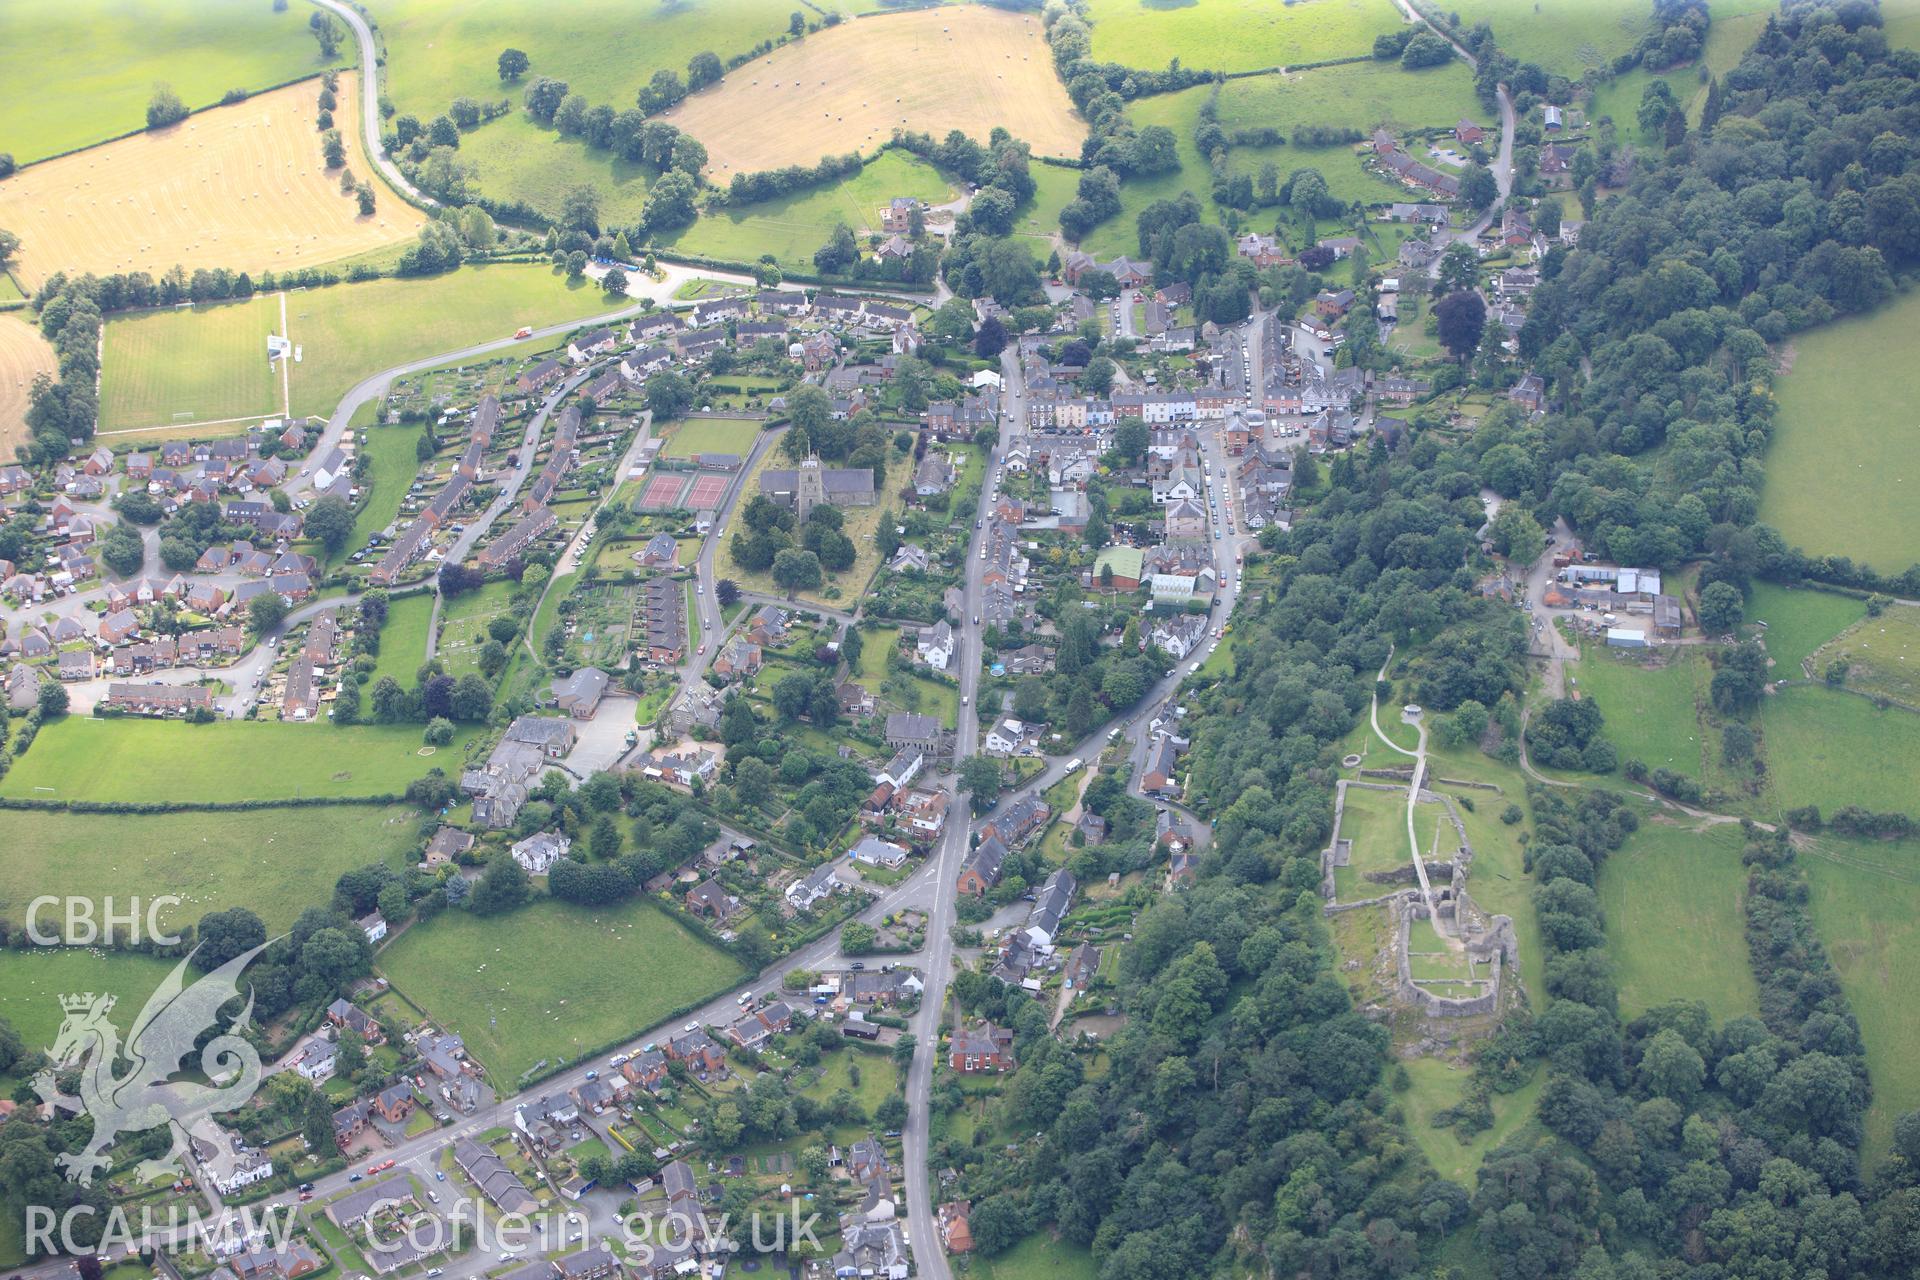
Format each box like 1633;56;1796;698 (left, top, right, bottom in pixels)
377;897;746;1083
1;717;473;803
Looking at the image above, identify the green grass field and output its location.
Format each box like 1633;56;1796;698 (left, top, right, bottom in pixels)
1747;582;1864;676
99;295;281;431
1331;783;1416;900
373;592;437;687
799;1047;901;1117
0;949;178;1067
1761;685;1920;816
346;421;428;562
662;416;764;460
376;897;746;1082
1598;818;1760;1024
1760;288;1920;574
0;0;345;165
286;267;615;416
662;150;952;270
1;717;473;803
0;804;421;935
1587;61;1702;146
1077;80;1413;258
1801;829;1920;1164
1216;59;1484;134
1399;1058;1542;1184
366;0;799;124
1015;162;1081;260
1813;602;1920;710
1574;644;1706;776
1084;0;1403;72
99;268;615;434
456;117;660;227
1446;0;1651;77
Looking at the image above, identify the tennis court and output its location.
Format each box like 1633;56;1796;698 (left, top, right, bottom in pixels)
638;471;690;510
686;472;730;511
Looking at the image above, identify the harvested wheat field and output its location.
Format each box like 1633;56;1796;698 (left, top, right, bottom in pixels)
0;73;424;289
662;6;1084;180
0;315;57;458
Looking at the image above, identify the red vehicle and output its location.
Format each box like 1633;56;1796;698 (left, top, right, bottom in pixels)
514;326;534;339
367;1159;396;1175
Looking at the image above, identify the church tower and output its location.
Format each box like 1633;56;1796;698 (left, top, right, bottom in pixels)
796;455;826;525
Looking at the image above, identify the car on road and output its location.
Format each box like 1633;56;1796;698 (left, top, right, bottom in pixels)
973;616;980;626
426;1191;439;1204
348;1174;363;1183
697;644;706;655
435;1171;446;1181
684;1021;700;1033
849;961;865;970
584;1070;598;1081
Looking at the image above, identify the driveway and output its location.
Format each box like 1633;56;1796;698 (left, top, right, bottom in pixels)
564;698;640;775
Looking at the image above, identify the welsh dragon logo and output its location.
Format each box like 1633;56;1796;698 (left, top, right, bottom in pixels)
34;944;269;1187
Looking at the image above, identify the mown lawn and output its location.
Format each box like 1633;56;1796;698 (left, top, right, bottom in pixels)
1331;783;1414;900
0;803;421;934
1084;0;1403;73
798;1047;901;1117
1;717;473;803
377;897;746;1083
1746;582;1864;677
662;416;764;460
0;0;344;164
1802;829;1920;1165
1761;685;1920;815
99;295;281;431
1760;287;1920;574
1598;818;1760;1025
